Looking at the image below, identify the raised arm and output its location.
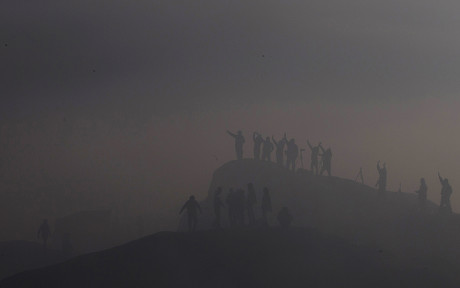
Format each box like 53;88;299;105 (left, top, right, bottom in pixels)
272;136;278;146
253;132;257;141
438;172;443;183
227;130;236;138
376;161;381;172
307;140;313;150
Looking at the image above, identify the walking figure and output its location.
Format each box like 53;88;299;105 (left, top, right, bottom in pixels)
272;134;287;166
376;161;387;195
261;187;272;225
415;178;427;209
214;187;225;228
286;138;299;171
247;183;257;225
438;173;452;214
37;219;51;251
319;143;332;176
227;130;245;160
180;195;202;232
253;132;264;160
307;140;321;175
261;137;274;161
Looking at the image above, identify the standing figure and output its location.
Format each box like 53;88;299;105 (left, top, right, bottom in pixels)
37;219;51;251
214;187;225;228
376;161;387;195
272;134;287;166
247;183;257;225
415;178;427;208
253;132;264;160
285;138;299;171
227;130;245;160
179;195;202;232
319;144;332;176
354;167;364;184
261;187;272;225
307;140;321;175
261;137;274;161
438;173;452;213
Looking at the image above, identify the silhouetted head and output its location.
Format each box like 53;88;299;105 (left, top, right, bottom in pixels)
421;178;426;185
290;139;295;144
444;178;449;185
189;195;195;200
237;130;242;135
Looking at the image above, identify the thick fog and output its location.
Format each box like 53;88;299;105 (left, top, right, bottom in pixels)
2;0;460;240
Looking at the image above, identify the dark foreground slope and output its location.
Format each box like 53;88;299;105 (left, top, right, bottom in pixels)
0;241;65;281
0;228;453;288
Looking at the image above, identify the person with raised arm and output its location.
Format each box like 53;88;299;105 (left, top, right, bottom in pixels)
307;140;321;175
227;130;245;160
252;132;264;160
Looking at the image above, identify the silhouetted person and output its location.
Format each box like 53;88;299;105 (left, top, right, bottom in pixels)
376;161;387;195
261;137;274;161
261;187;272;225
226;188;237;227
277;207;293;229
307;140;321;175
37;219;51;251
180;195;202;232
227;130;245;160
438;173;452;214
247;183;257;225
272;134;287;166
415;178;427;208
213;187;225;228
253;132;264;160
286;138;299;171
319;144;332;176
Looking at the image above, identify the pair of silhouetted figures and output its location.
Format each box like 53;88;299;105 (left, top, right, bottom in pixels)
415;174;452;213
306;140;332;176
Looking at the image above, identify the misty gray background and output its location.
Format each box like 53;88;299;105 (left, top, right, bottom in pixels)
1;0;460;239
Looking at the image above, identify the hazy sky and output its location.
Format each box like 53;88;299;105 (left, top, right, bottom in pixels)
2;0;460;213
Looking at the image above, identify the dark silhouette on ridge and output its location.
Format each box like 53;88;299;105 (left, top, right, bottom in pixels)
37;219;51;252
213;187;225;228
226;130;245;160
285;137;298;171
376;161;387;195
272;134;287;166
179;195;202;232
438;173;452;214
307;140;321;175
261;187;272;225
415;178;427;209
319;143;332;176
247;183;257;225
261;137;274;161
277;207;293;228
252;132;264;160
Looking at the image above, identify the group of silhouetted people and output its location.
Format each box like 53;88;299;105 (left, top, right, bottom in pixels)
180;184;294;232
227;130;332;175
